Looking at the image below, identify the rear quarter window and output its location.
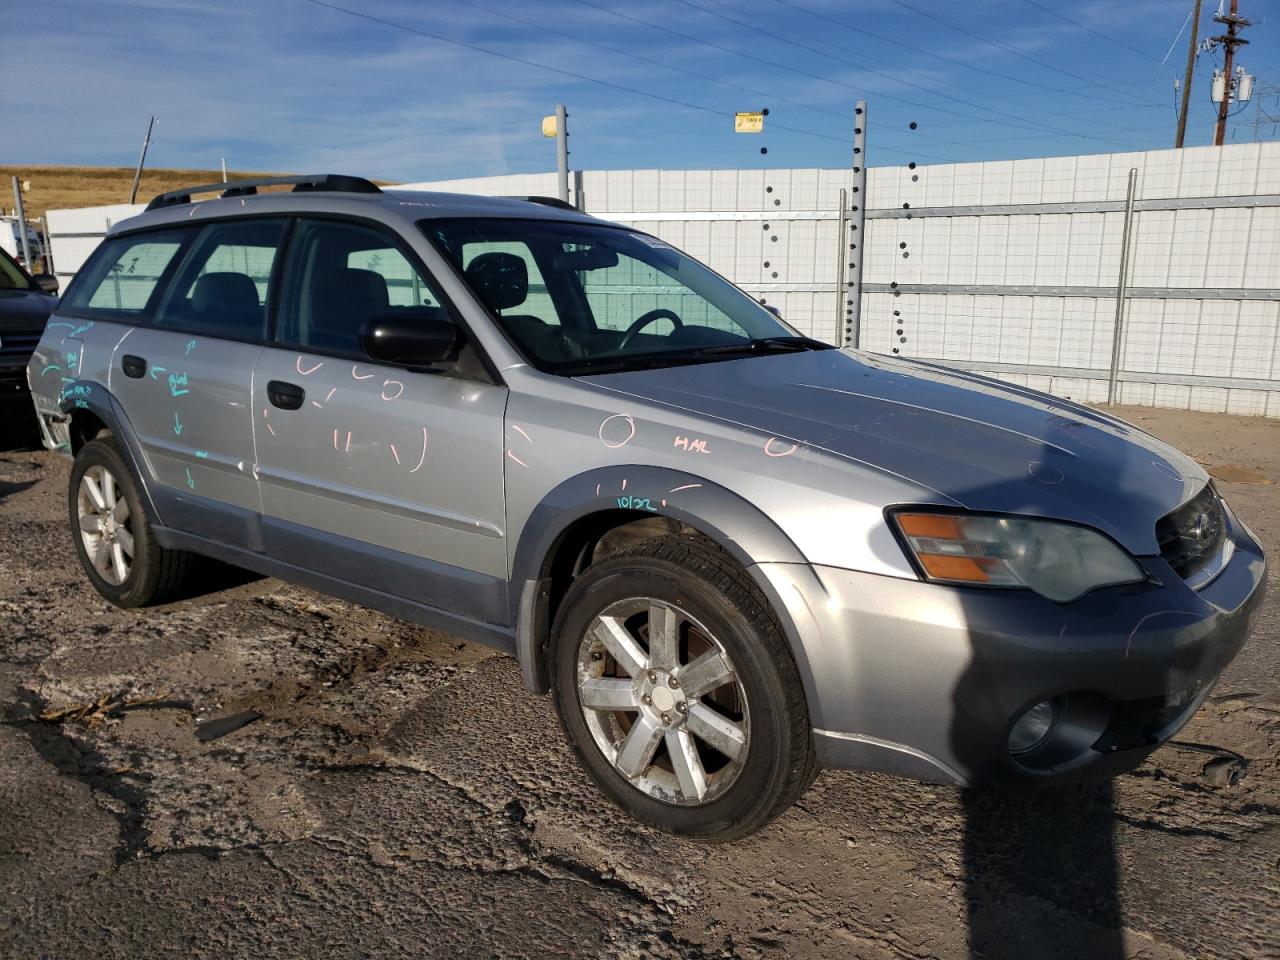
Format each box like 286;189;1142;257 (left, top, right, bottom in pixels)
60;229;190;322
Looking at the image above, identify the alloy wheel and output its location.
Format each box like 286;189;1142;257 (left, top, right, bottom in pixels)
76;464;134;586
576;597;750;806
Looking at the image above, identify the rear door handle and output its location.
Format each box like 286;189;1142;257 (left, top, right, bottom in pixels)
267;380;305;410
121;354;147;379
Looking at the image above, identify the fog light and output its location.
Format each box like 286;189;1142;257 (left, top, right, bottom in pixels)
1008;700;1057;755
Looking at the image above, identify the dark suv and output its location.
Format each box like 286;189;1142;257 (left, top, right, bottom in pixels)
1;246;58;411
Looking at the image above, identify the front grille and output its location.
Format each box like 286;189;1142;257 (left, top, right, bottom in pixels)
1156;483;1227;580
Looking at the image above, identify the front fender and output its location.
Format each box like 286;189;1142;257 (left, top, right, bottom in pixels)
509;465;822;709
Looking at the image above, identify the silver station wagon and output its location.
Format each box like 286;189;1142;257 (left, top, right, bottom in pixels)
28;175;1265;840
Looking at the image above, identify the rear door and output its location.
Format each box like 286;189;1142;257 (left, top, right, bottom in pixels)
250;217;508;620
109;218;287;528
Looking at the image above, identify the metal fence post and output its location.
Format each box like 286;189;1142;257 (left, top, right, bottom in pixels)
11;177;32;270
1107;167;1139;405
555;104;569;205
835;188;848;343
844;100;868;348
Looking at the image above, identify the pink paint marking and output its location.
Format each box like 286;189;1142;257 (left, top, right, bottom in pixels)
351;365;375;381
510;424;532;443
409;427;428;473
325;387;337;402
297;356;324;376
598;414;636;449
344;431;352;453
381;379;405;401
311;400;322;409
265;423;276;437
506;449;529;468
764;437;799;458
389;443;401;465
595;483;601;496
621;478;628;490
332;429;340;450
1125;610;1199;658
668;483;703;493
661;499;667;507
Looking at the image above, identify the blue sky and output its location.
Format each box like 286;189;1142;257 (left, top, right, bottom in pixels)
11;0;1279;180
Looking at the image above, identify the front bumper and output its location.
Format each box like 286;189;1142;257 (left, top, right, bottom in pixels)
755;506;1266;786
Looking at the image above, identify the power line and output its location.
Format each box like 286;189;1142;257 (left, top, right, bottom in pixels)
883;0;1168;108
467;0;849;123
670;0;1143;146
1016;0;1165;61
295;0;851;148
571;0;1138;148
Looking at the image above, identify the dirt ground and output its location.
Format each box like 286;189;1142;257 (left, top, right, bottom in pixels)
1;404;1277;960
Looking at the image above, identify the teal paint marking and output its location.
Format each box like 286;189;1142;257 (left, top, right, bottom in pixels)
168;372;189;397
195;450;209;459
40;364;60;377
616;495;657;512
173;412;183;436
150;365;166;381
185;339;197;355
184;468;195;490
65;351;78;368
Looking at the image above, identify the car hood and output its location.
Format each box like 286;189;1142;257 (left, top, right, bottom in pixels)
582;349;1207;556
0;288;56;330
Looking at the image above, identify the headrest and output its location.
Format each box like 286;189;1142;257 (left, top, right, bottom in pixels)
465;252;528;311
192;271;260;314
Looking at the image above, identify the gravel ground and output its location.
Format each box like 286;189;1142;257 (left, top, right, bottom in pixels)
1;404;1278;960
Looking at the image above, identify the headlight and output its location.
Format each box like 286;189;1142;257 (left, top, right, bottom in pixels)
891;511;1145;603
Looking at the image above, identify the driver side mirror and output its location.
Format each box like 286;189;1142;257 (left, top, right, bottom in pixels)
359;309;462;366
34;274;59;295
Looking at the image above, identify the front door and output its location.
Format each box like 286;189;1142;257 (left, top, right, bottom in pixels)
251;217;508;621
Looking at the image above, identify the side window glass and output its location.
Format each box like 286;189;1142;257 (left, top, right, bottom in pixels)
347;247;440;308
61;230;189;320
153;218;286;339
278;220;448;356
460;241;559;328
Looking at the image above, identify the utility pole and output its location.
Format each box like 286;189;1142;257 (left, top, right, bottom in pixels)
11;177;32;270
1176;0;1203;147
129;114;156;204
1211;0;1250;146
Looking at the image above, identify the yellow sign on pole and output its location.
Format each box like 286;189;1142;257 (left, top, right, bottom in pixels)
734;111;764;133
542;115;558;138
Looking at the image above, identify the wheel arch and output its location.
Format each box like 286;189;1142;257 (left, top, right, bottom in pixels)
59;380;163;527
509;465;817;701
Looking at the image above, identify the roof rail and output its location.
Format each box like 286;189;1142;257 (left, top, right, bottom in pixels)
506;195;578;211
145;174;382;211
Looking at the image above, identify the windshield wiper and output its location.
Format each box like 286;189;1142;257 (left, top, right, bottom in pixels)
557;353;721;376
695;335;835;356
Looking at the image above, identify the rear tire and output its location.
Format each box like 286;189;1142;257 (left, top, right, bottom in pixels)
551;535;815;841
68;436;193;608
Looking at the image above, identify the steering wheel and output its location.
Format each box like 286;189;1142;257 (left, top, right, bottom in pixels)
618;308;683;350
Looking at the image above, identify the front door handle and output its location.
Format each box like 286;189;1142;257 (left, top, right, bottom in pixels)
121;354;147;379
267;380;305;410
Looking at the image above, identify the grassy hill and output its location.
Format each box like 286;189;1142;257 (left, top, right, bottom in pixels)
0;166;289;222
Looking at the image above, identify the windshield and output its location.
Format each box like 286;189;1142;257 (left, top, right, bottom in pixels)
422;218;809;374
0;249;33;291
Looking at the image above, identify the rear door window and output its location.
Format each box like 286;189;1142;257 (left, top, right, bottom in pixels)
153;218;287;339
60;230;191;321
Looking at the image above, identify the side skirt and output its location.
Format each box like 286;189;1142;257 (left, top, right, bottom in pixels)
152;525;517;655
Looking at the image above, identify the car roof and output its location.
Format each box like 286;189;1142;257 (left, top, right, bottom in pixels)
109;180;603;238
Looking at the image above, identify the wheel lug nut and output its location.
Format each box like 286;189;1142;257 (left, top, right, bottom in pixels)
676;702;687;714
661;713;670;724
642;694;651;705
591;652;602;661
667;676;679;688
647;671;657;684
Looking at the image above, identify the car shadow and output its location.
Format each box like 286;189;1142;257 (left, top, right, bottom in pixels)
944;413;1177;959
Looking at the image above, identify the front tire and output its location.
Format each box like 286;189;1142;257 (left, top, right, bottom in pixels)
551;536;815;841
68;436;192;607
